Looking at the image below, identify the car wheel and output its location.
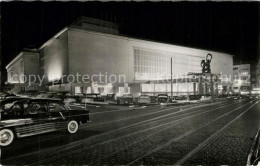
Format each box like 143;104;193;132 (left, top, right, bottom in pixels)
67;120;79;134
0;129;14;146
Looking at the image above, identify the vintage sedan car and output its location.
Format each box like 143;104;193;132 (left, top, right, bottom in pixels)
157;94;169;104
136;95;151;105
149;96;158;104
34;91;49;98
172;96;188;104
199;95;214;103
52;95;78;104
0;99;90;146
64;96;80;103
106;94;117;102
187;95;201;104
17;90;38;98
117;94;135;105
81;93;105;103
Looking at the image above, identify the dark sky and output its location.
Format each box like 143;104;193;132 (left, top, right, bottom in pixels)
1;2;259;79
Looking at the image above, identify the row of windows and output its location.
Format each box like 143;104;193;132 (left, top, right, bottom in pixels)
134;48;202;80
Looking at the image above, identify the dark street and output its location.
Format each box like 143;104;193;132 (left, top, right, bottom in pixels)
1;98;259;165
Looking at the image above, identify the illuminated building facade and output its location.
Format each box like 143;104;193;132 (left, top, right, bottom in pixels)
37;17;234;96
256;60;260;88
6;49;40;92
5;17;233;96
232;64;251;94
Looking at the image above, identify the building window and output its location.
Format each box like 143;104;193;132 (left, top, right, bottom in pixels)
134;47;202;80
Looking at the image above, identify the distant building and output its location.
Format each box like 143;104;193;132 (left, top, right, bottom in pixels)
232;64;251;94
249;62;257;88
255;60;260;88
5;49;40;92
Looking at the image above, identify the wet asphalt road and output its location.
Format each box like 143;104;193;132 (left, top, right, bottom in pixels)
1;98;259;165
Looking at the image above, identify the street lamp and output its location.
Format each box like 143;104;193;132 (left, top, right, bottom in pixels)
171;57;173;99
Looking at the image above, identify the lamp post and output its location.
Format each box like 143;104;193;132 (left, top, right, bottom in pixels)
171;57;173;98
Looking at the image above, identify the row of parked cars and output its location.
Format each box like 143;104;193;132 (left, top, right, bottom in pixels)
15;91;216;105
5;90;249;107
117;94;215;105
0;91;91;146
14;91;106;104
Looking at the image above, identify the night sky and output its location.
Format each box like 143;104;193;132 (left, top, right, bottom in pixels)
1;2;259;82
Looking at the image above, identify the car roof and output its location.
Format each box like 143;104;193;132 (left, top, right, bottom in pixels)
28;98;64;102
0;97;30;105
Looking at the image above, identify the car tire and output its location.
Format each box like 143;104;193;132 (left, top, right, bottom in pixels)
0;129;15;146
67;120;79;134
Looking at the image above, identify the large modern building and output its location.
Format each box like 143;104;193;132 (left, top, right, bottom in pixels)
7;17;234;96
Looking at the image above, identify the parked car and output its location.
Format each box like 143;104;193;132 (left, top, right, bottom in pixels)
106;94;117;102
34;91;49;98
81;93;105;103
0;92;16;101
117;94;135;105
64;96;80;103
136;95;151;105
0;98;91;146
52;94;65;101
188;95;201;104
199;95;214;103
17;90;38;98
250;94;260;100
50;91;74;101
47;91;71;98
157;94;169;104
172;96;188;104
149;96;158;104
52;95;80;103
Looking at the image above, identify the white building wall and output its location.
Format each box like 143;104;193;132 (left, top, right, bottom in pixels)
7;57;24;83
41;26;233;95
68;28;233;84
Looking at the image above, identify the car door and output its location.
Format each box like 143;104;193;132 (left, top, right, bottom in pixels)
48;102;70;130
24;102;58;137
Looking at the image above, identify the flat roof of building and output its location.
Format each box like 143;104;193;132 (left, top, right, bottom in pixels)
38;17;234;58
6;51;39;70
